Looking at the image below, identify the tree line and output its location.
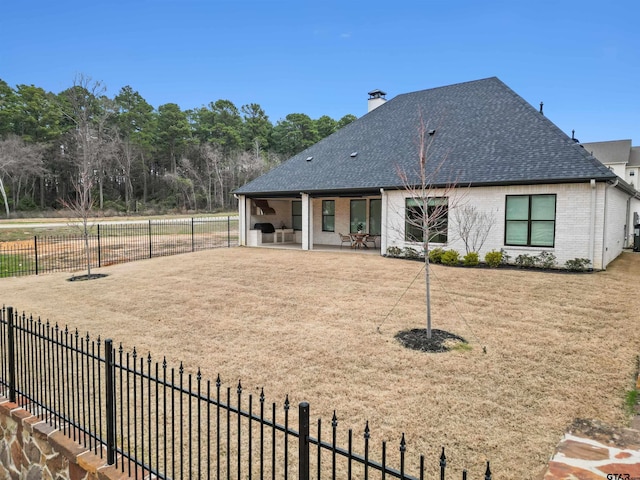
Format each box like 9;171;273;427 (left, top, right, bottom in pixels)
0;75;357;217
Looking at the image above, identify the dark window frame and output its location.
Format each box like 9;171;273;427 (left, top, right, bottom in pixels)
350;199;367;233
369;199;382;236
504;194;556;247
404;197;448;243
322;200;335;232
292;200;302;231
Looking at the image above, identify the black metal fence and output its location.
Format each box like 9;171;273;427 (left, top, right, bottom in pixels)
0;217;239;277
0;306;492;480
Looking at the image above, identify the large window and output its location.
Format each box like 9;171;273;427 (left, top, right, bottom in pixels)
350;199;366;232
505;194;556;247
322;200;335;232
369;199;381;235
405;197;448;243
292;201;302;231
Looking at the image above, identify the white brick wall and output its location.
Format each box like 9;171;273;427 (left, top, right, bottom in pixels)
311;197;379;245
383;182;618;270
602;185;629;267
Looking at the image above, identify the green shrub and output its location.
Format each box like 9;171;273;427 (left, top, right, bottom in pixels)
428;247;445;264
500;248;511;265
484;250;502;268
441;249;460;266
386;246;402;257
17;197;38;211
565;258;591;272
626;389;638;415
463;252;479;266
515;254;537;268
403;247;420;259
537;251;557;269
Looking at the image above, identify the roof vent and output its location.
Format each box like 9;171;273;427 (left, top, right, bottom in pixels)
571;129;580;143
350;152;358;158
428;129;436;136
306;156;313;162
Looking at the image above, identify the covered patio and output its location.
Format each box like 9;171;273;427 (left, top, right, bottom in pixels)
237;194;383;253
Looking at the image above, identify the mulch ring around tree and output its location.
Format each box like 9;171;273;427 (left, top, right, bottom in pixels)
395;328;468;353
67;273;109;282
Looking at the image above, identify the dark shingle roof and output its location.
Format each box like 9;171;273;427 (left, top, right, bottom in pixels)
234;77;615;196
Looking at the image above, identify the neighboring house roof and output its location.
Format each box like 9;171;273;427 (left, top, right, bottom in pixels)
630;147;640;167
581;139;633;165
235;77;615;196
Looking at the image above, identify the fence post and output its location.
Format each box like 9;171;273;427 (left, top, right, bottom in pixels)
97;224;102;268
104;339;116;465
191;218;195;252
299;402;309;480
148;220;152;259
6;306;16;403
227;216;231;248
34;237;39;276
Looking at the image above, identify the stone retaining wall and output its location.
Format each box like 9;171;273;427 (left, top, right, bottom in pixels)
0;397;128;480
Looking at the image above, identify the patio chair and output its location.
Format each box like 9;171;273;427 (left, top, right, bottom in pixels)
363;234;378;249
338;233;353;249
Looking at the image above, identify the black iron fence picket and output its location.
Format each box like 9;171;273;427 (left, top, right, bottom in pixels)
0;216;239;277
0;306;492;480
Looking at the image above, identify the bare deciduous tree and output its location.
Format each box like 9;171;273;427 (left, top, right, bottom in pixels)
164;169;196;211
58;75;109;277
396;116;463;338
0;135;45;217
115;132;136;212
452;204;495;254
59;158;95;277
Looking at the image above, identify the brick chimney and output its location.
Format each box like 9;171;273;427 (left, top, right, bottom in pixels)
367;89;387;112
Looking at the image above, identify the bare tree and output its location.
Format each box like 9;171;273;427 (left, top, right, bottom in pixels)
164;170;196;211
58;75;108;277
452;205;495;254
0;135;45;217
396;116;463;338
59;154;95;277
115;132;136;212
92;96;118;210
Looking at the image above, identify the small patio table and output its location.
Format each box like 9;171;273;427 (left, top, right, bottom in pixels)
350;233;369;249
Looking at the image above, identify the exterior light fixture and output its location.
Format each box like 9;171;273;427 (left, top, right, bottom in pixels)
350;152;358;158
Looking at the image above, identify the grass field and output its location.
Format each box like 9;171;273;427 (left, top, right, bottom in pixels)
0;253;34;277
1;247;638;478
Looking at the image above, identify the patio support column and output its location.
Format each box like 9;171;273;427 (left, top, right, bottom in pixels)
301;193;313;250
238;195;247;246
380;188;388;254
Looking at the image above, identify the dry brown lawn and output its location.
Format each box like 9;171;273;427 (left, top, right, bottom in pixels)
1;247;639;479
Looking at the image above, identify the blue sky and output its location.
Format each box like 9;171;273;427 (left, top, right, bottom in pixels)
2;0;638;143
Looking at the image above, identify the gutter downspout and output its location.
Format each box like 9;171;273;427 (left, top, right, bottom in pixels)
601;178;619;270
625;196;632;248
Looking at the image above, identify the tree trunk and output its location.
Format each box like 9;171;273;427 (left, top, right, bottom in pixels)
141;152;148;204
424;242;432;339
0;176;10;217
99;177;104;210
40;175;45;209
